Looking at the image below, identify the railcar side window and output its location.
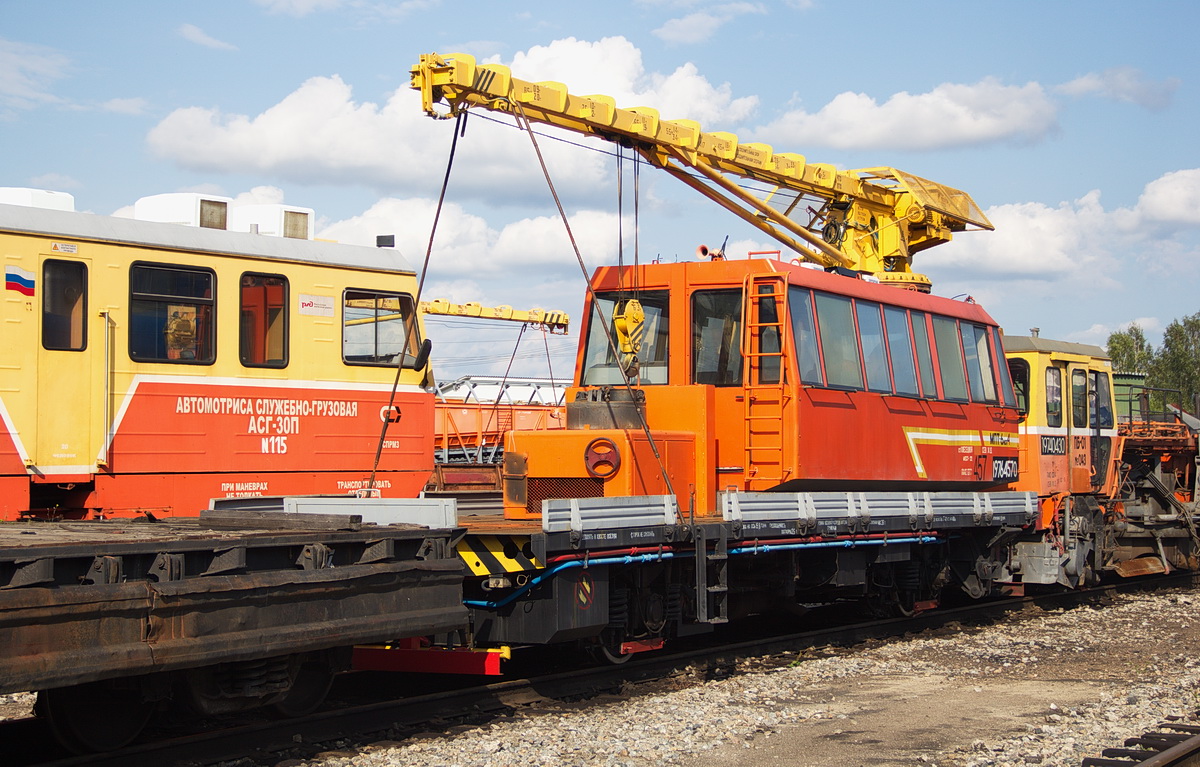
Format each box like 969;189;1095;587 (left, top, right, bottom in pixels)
129;264;215;364
789;287;823;385
240;273;288;368
42;259;87;351
911;311;937;398
692;290;743;386
960;323;998;403
1009;359;1030;416
1091;371;1114;428
1046;367;1063;427
856;301;891;392
932;316;968;401
755;284;782;385
342;289;421;367
992;330;1019;408
1071;369;1088;428
883;307;919;396
815;293;863;389
581;290;670;385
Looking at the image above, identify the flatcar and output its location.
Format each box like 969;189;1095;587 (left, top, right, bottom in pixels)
0;191;434;520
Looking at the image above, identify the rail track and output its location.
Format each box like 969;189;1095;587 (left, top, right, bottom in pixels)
1084;722;1200;766
5;573;1194;767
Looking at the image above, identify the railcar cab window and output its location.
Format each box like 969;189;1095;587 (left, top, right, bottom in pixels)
1071;369;1088;429
960;323;998;403
581;291;669;385
856;301;891;392
129;263;215;364
932;316;968;401
692;290;743;386
342;289;421;366
993;330;1019;408
789;288;823;385
815;293;863;389
1008;359;1031;416
911;311;938;398
240;273;288;368
1091;371;1114;428
883;306;919;396
1045;367;1063;428
42;259;86;351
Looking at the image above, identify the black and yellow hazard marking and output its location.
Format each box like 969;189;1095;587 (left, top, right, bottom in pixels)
575;571;595;610
457;535;543;577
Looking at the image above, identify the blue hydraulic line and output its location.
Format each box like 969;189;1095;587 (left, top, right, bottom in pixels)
464;535;942;610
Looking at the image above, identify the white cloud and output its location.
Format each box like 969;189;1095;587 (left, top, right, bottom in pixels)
751;78;1058;151
1133;168;1200;226
252;0;345;15
145;37;757;203
178;24;237;51
503;37;758;124
0;38;69;111
1056;67;1178;111
101;97;148;115
652;3;765;44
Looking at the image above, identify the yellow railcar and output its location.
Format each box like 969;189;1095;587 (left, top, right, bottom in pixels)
1003;335;1118;520
0;195;433;519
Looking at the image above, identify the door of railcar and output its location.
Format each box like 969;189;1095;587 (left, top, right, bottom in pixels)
34;257;97;481
1065;363;1115;493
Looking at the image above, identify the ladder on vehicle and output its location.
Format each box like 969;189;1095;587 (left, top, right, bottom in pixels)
694;524;729;624
743;274;793;490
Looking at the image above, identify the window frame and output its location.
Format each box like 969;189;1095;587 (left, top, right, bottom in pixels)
42;259;88;352
239;272;289;369
341;288;422;368
128;261;216;365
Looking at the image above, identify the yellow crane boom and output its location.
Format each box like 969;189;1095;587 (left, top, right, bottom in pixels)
419;298;569;333
410;52;993;291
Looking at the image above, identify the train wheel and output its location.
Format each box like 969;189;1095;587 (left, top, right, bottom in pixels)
37;681;154;754
267;660;335;718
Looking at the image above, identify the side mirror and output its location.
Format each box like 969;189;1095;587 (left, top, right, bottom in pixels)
413;338;433;371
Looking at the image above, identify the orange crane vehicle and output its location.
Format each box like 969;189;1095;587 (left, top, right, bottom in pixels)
382;52;1200;668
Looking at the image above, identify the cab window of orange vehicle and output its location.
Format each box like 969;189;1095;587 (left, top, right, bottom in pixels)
883;307;919;396
240;273;288;368
1046;367;1063;427
1091;371;1114;428
857;301;891;392
42;259;86;351
342;289;421;366
129;263;215;364
910;311;938;398
992;330;1019;408
580;290;669;385
788;287;823;385
692;290;743;386
1071;369;1088;428
1008;359;1030;415
814;292;862;389
960;323;998;403
932;316;968;401
755;283;781;385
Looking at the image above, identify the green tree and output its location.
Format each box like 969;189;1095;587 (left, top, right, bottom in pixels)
1150;312;1200;411
1106;323;1156;373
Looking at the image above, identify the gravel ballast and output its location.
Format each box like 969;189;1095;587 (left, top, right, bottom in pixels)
282;589;1199;767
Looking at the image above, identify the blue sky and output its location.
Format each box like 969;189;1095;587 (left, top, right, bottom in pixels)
3;1;1198;378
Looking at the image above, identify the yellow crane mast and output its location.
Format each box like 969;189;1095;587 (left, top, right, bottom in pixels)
410;52;993;291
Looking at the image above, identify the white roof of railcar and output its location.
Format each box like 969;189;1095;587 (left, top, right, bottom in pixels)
0;202;416;276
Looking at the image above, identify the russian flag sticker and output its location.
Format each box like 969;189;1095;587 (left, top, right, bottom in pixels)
4;266;35;296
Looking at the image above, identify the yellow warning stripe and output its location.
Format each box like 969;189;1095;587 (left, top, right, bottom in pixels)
456;535;543;577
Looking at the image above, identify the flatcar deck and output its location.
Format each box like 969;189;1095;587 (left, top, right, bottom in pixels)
0;513;468;695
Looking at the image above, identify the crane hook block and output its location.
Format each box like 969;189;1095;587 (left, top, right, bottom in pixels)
611;298;645;381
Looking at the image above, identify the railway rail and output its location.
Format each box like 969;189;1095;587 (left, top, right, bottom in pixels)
1084;723;1200;766
6;573;1192;767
